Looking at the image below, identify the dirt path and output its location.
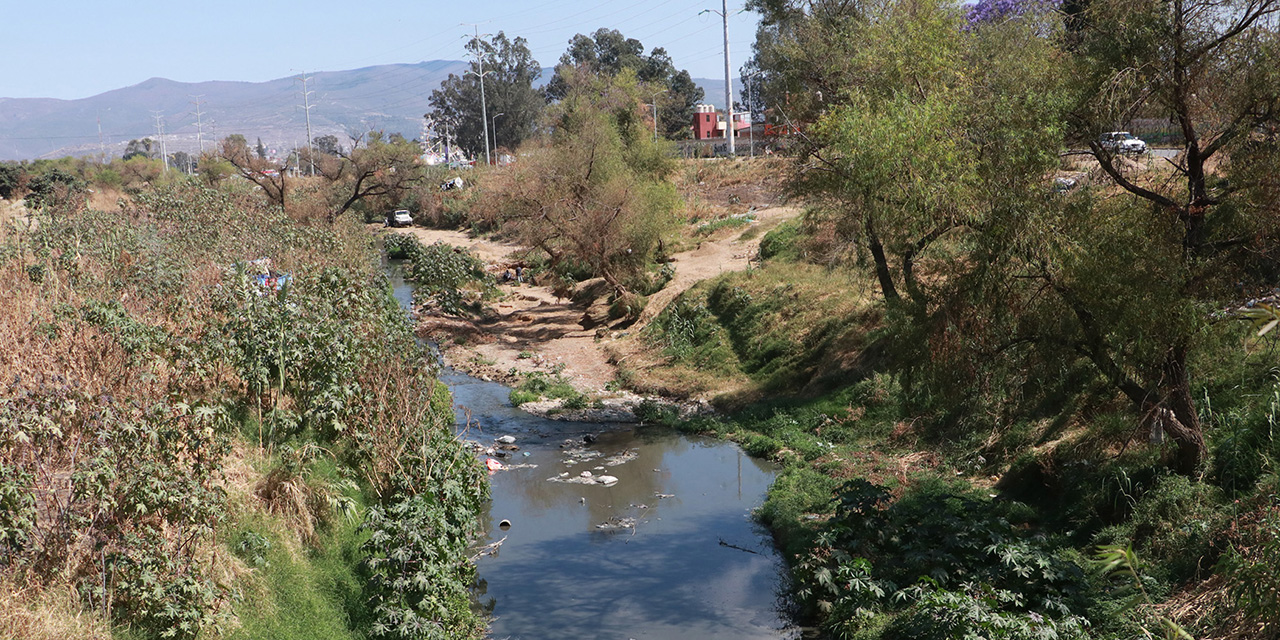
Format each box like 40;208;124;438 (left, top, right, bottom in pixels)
638;206;797;325
391;205;801;397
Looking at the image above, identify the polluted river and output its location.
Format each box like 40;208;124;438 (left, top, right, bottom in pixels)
388;261;798;640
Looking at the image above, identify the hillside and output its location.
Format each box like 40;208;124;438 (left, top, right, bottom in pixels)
0;61;467;160
0;65;741;161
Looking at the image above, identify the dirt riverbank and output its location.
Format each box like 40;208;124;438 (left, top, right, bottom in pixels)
388;205;800;416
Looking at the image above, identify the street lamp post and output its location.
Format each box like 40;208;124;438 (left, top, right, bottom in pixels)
491;112;505;162
651;89;668;142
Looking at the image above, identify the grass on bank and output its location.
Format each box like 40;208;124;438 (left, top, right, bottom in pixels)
634;214;1280;640
509;370;589;409
222;511;367;640
638;221;881;402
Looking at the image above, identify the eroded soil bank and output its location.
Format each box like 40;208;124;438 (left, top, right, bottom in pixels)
387;203;799;419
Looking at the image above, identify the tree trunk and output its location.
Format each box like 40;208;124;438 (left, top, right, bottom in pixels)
1153;347;1206;476
865;215;899;302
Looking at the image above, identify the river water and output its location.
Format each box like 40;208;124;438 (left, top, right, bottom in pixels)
388;261;797;640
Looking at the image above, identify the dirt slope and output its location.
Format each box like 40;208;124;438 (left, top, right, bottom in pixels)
392;205;800;396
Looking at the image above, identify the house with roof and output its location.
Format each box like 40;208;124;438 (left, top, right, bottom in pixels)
691;104;750;140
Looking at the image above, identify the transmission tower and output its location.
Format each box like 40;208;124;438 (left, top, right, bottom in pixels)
190;95;207;153
298;72;315;176
151;111;169;172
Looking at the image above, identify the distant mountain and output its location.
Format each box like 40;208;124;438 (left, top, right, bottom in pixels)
0;63;743;161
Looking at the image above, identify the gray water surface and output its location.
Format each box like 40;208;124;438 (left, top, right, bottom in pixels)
388;259;797;640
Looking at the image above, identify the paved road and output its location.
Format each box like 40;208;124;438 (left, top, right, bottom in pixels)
1066;147;1180;159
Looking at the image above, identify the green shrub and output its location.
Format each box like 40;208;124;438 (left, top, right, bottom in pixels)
884;585;1091;640
1093;473;1228;584
233;531;272;568
25;167;86;209
694;214;754;236
793;478;1089;639
1217;486;1280;628
509;389;540;406
633;400;680;425
508;372;583;408
383;235;494;315
1210;383;1280;497
758;219;802;261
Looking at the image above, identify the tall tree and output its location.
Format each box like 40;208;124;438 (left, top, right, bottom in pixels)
313;134;342;156
428;32;543;161
169;151;194;174
123;138;157;161
783;0;1280;475
220;134;288;210
545;28;705;139
1041;0;1280;473
743;0;868;128
488;68;680;297
317;131;424;222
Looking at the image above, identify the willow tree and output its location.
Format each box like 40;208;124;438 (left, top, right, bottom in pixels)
924;0;1280;475
315;131;423;222
778;0;1280;475
1032;0;1280;473
490;67;679;297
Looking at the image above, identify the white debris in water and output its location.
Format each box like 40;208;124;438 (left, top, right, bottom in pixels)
604;449;638;466
548;472;621;486
595;516;637;531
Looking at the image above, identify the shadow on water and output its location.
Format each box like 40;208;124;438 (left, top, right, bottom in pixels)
385;257;798;639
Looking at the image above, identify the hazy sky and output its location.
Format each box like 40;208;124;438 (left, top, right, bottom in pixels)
2;0;760;100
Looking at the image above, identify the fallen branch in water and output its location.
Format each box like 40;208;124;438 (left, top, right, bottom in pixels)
718;538;761;555
471;535;508;561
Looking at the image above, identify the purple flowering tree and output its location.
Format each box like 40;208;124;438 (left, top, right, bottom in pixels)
966;0;1061;25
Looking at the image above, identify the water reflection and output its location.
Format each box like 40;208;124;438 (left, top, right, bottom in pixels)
452;383;796;640
385;255;796;639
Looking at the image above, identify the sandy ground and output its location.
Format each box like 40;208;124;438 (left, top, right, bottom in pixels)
0;199;31;239
391;205;801;399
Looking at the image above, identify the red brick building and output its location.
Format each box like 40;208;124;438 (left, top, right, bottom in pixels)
691;104;750;140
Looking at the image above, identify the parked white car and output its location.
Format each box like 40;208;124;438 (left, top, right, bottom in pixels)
386;209;414;227
1098;131;1147;155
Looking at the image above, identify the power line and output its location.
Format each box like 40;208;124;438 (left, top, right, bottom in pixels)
701;0;737;155
151;111;170;172
298;71;315;176
190;94;207;153
462;23;493;166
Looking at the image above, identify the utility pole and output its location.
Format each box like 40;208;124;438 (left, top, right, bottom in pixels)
96;112;106;163
650;88;668;142
463;23;492;166
491;112;504;160
190;95;207;154
701;1;736;156
651;102;659;142
298;72;315;176
151;111;169;172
